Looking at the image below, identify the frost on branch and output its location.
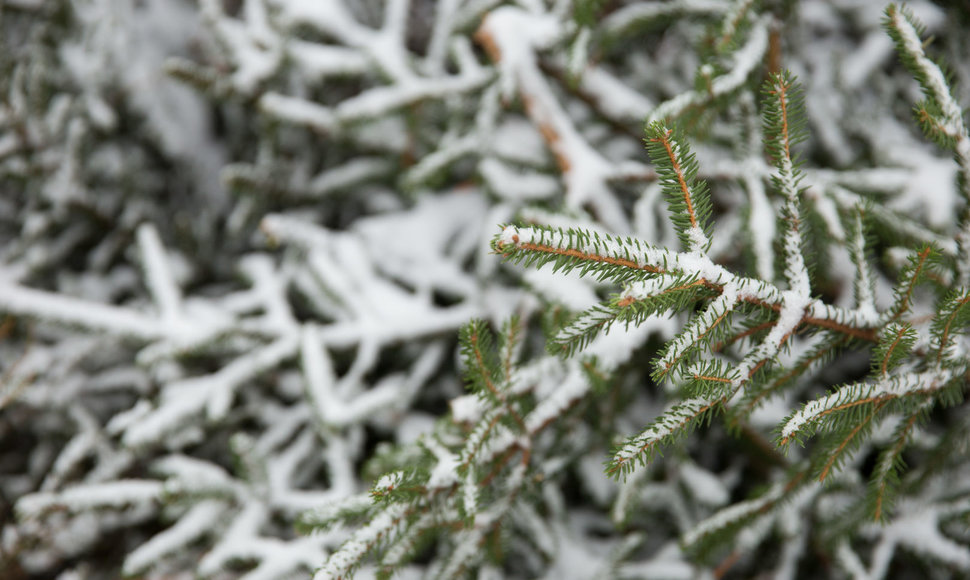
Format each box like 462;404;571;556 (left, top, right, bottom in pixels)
4;1;970;579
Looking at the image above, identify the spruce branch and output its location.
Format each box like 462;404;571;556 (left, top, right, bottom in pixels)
318;502;410;580
733;332;849;422
608;397;720;478
684;359;742;398
886;245;938;323
779;368;958;447
873;323;918;378
123;500;227;576
312;325;592;576
884;3;970;286
494;224;878;343
551;274;709;357
654;283;738;383
136;223;184;325
930;289;970;366
883;5;968;163
846;208;877;321
826;185;959;257
378;511;438;577
762;71;811;297
681;471;809;553
868;407;925;521
499;316;524;382
715;0;757;55
645;121;714;253
815;399;887;483
460;319;527;432
458;406;511;478
602;0;728;39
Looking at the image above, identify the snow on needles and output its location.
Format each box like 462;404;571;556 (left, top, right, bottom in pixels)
781;368;955;442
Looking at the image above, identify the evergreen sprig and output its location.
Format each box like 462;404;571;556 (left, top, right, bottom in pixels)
460;319;513;414
871;322;918;377
762;70;811;296
884;3;970;286
645;121;714;253
886;245;940;322
732;331;848;423
551;274;710;357
653;284;738;384
884;4;966;151
310;319;597;577
866;406;927;521
493;224;666;285
779;368;957;448
608;397;721;478
930;289;970;366
681;473;808;557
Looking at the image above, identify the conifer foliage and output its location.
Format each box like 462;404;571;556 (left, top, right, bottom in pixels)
3;1;970;579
